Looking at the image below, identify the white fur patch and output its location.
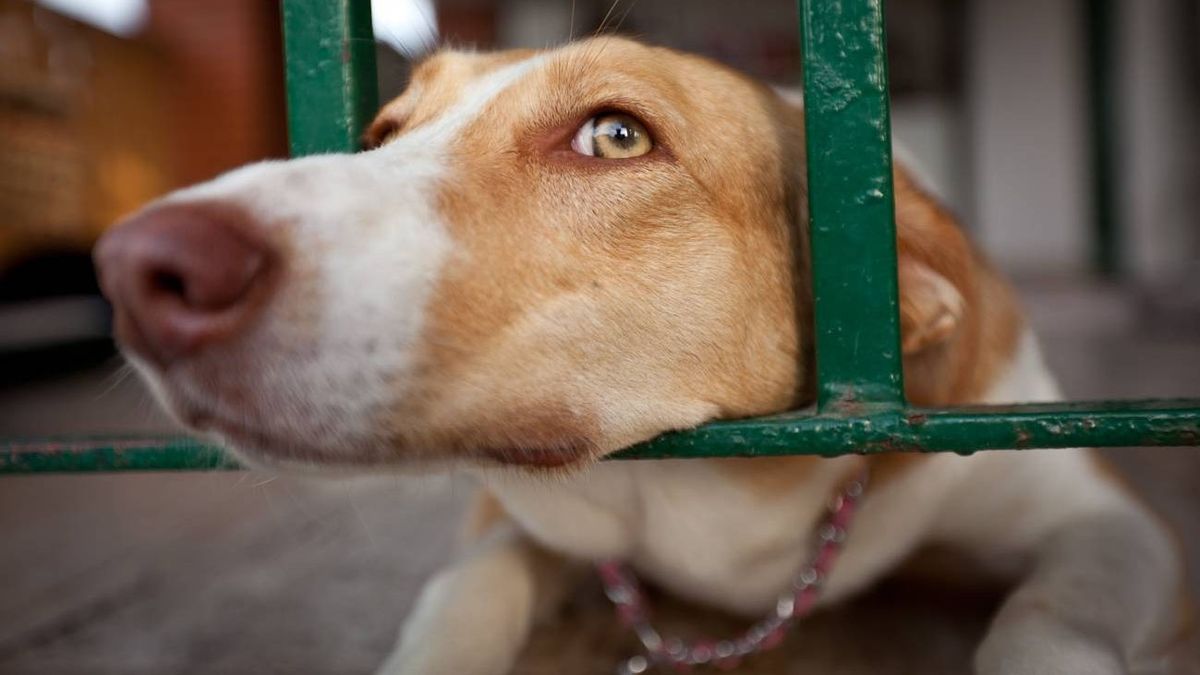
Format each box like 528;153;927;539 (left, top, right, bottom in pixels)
485;457;865;614
133;55;547;465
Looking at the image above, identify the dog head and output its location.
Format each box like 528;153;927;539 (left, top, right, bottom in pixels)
95;38;1009;471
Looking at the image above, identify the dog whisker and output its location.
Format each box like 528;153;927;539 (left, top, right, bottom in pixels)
95;361;135;400
595;0;622;36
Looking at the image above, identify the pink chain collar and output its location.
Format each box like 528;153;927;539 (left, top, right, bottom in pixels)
596;469;869;674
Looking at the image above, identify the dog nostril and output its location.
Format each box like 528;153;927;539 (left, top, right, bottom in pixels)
136;231;266;312
150;268;187;300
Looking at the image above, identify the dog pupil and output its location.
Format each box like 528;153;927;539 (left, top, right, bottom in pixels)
609;124;634;147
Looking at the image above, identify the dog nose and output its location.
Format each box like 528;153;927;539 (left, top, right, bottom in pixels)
94;206;272;365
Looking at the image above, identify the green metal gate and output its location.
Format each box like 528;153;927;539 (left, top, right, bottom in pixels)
2;0;1198;473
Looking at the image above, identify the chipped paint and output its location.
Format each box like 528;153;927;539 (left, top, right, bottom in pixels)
1;436;236;473
617;400;1200;459
801;0;906;412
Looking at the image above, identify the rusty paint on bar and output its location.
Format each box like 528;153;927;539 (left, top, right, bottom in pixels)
617;399;1200;458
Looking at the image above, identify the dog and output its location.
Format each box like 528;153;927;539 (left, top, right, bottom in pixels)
94;37;1189;674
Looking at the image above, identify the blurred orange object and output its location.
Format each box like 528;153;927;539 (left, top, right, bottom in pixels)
0;0;286;271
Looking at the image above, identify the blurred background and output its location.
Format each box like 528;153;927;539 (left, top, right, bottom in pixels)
0;1;1198;673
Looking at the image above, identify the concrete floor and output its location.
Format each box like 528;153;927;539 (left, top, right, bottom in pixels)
1;281;1199;674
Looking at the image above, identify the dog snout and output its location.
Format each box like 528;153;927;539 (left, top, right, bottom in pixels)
94;205;274;366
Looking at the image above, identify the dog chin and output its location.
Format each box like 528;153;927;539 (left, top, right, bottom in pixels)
212;428;346;468
225;428;603;474
159;398;386;471
146;371;599;473
218;443;394;475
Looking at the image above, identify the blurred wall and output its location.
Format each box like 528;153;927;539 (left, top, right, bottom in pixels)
146;0;286;186
967;0;1090;277
0;0;171;266
0;0;290;271
1119;0;1200;283
968;0;1200;282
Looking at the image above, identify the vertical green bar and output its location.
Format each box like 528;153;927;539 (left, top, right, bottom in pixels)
282;0;379;156
1085;0;1120;278
800;0;906;412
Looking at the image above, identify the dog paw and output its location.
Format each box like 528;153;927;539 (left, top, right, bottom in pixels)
975;617;1127;675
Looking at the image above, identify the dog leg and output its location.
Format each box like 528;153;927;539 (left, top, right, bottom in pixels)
974;508;1183;675
378;524;574;675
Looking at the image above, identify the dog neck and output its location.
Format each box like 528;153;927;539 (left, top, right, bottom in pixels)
595;468;870;672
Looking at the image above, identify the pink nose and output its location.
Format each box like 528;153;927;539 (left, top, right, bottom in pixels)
94;205;273;365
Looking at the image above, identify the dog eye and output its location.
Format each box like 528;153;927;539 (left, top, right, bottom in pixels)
570;113;652;159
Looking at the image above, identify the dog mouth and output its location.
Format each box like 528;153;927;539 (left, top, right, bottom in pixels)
144;364;599;471
173;395;592;471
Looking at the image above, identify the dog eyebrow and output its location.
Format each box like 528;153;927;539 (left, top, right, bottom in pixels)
364;52;551;153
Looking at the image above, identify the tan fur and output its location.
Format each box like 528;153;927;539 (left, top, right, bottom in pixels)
893;167;1025;407
362;41;809;467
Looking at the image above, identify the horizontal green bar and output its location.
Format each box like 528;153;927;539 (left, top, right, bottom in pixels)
0;436;238;473
3;400;1198;473
620;398;1200;459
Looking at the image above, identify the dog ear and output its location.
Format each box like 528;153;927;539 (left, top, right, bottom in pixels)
890;162;1026;405
898;255;965;355
892;165;973;356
